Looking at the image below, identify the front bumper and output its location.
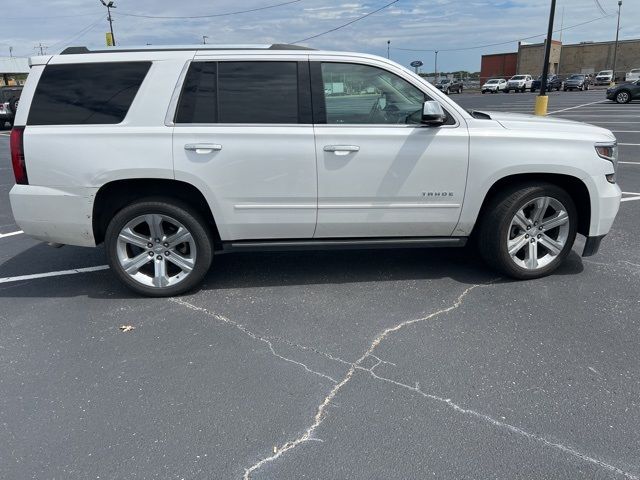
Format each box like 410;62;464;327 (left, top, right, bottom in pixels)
9;185;98;247
588;175;621;238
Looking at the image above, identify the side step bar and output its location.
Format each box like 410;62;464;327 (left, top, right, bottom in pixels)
221;237;467;253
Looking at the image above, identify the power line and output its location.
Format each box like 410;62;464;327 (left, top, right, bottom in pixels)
393;13;615;53
292;0;400;44
114;0;303;19
48;17;104;52
4;12;96;20
593;0;608;16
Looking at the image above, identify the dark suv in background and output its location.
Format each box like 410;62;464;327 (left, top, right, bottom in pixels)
434;78;463;94
530;74;562;92
0;86;23;128
564;74;591;91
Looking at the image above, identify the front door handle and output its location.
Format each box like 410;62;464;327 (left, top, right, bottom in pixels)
184;143;222;154
324;145;360;156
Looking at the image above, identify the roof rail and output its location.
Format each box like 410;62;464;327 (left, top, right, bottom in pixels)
60;44;314;55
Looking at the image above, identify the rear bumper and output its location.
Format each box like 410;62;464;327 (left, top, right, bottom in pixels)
9;185;98;247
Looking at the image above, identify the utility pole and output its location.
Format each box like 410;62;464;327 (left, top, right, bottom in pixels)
387;40;390;59
611;0;622;85
9;47;13;58
535;0;556;116
434;50;439;82
35;43;47;55
203;36;209;45
99;0;117;46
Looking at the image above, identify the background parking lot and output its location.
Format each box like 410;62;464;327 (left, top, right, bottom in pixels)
0;90;639;479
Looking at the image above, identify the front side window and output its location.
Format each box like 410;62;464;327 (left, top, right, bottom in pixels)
321;62;428;125
176;61;301;124
28;62;151;125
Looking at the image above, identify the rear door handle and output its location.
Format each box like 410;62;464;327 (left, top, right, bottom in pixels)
184;143;222;154
323;145;360;156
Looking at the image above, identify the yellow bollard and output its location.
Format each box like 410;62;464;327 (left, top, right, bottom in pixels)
534;95;549;116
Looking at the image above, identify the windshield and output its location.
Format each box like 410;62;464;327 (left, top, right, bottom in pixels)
486;80;498;84
511;76;526;80
438;80;450;84
569;75;584;80
598;71;612;75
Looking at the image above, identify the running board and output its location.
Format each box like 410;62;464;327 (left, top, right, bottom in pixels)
221;237;467;253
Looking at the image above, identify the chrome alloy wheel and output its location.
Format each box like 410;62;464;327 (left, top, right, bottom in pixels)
116;214;197;288
506;196;570;270
616;91;630;103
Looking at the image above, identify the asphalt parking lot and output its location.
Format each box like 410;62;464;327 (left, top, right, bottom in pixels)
0;89;639;480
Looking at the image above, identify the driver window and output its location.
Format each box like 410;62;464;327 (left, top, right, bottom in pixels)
321;62;428;125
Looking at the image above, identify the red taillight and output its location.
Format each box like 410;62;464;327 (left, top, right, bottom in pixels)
10;126;28;185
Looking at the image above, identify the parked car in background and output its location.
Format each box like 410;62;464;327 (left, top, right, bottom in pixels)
0;86;23;128
564;74;590;91
595;70;614;85
530;74;562;92
9;45;621;296
481;78;507;94
435;78;463;94
505;74;533;93
626;68;640;82
607;79;640;104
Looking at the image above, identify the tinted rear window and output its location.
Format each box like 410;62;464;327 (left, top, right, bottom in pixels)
28;62;151;125
175;61;301;124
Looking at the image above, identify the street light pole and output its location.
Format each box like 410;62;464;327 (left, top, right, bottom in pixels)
611;0;622;85
535;0;556;116
99;0;117;46
387;40;390;59
434;50;439;82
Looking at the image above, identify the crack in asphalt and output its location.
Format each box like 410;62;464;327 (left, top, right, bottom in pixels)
171;284;638;480
243;284;482;479
170;298;339;384
360;358;640;480
241;282;639;480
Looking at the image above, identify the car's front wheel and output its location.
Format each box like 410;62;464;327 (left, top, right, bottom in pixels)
478;183;577;279
615;90;632;104
105;199;213;297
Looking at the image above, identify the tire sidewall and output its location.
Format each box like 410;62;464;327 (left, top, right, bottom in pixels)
105;199;213;297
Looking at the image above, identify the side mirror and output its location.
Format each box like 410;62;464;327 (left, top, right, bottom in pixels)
422;100;446;126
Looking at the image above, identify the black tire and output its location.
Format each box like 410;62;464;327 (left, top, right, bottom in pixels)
615;90;632;104
482;90;486;94
105;199;213;297
531;87;536;93
477;183;577;280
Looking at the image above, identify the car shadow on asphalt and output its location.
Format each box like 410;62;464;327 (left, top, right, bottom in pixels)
0;244;585;299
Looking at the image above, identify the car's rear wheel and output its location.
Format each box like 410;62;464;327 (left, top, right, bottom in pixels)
478;183;577;279
616;90;632;104
105;199;213;297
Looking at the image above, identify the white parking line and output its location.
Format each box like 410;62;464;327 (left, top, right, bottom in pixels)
612;131;640;133
619;161;640;165
619;143;640;146
549;100;607;114
0;230;23;239
0;265;109;284
621;196;640;202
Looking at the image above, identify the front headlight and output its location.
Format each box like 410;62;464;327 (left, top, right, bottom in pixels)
595;142;618;183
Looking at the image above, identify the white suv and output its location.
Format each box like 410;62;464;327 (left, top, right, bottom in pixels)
505;74;533;93
9;45;621;296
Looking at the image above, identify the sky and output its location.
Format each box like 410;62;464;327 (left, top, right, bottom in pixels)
1;0;639;72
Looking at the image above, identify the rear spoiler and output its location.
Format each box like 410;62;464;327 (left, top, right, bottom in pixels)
28;55;53;67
